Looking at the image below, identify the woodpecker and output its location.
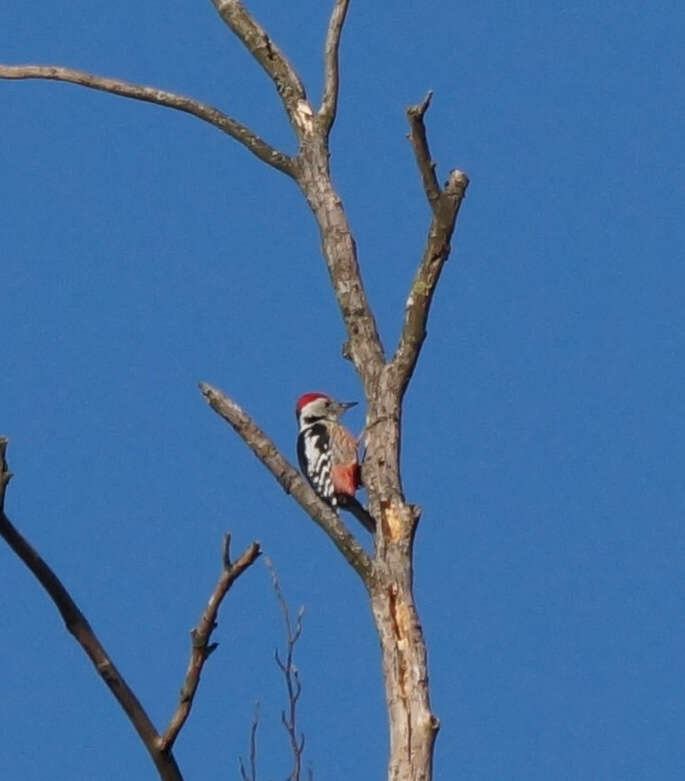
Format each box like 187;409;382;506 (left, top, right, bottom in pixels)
295;392;360;508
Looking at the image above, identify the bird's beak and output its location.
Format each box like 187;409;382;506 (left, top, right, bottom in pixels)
339;401;357;413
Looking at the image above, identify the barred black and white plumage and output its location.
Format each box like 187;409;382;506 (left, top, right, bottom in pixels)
295;392;359;508
297;422;336;506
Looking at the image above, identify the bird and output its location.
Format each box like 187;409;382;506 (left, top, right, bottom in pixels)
295;391;360;508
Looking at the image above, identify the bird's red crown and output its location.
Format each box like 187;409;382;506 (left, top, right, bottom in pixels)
295;392;329;411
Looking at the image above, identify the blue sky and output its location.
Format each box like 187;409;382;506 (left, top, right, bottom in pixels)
2;1;684;779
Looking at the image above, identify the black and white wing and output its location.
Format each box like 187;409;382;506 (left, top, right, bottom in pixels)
297;423;336;506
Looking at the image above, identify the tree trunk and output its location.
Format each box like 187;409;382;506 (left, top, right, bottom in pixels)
371;565;438;781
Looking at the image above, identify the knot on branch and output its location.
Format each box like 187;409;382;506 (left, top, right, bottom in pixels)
205;642;219;659
444;169;469;199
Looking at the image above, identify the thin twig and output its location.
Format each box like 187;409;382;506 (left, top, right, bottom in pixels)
239;702;260;781
0;437;183;781
0;64;295;176
319;0;350;134
391;95;469;395
266;559;306;781
0;437;11;510
160;535;261;753
198;383;374;585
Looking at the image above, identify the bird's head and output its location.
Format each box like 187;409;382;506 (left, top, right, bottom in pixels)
295;392;357;427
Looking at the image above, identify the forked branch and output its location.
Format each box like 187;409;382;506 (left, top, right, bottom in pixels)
391;95;470;393
0;64;294;176
0;437;182;781
198;383;373;584
160;535;261;753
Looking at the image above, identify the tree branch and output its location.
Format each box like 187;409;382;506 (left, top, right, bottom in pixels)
160;535;261;753
318;0;350;134
198;383;374;585
0;64;295;176
209;0;312;136
267;559;306;781
294;161;386;392
239;702;260;781
0;437;11;510
0;437;183;781
406;91;442;212
391;95;469;395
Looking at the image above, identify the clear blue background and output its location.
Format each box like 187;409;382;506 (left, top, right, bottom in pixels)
2;1;684;779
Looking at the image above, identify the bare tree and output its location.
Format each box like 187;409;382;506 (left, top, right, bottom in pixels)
0;2;468;780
